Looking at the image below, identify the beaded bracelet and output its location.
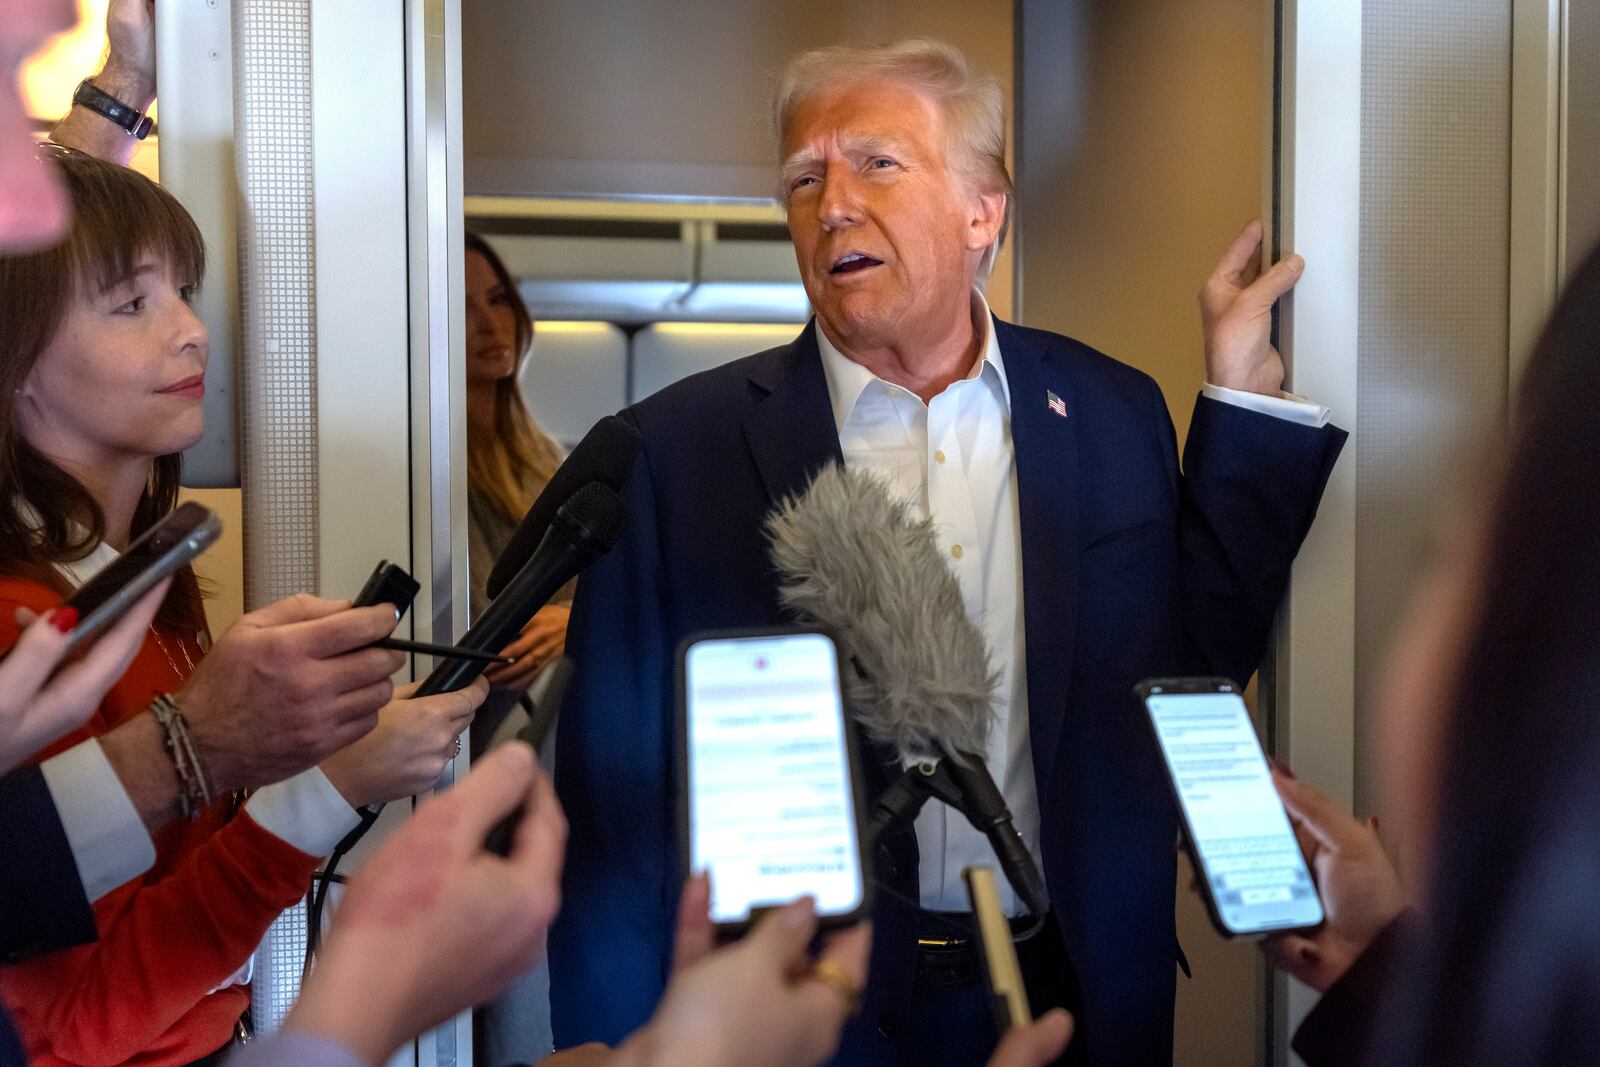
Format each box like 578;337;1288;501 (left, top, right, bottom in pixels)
149;693;213;819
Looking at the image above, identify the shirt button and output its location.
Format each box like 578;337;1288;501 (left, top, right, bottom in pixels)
951;544;964;559
934;449;946;464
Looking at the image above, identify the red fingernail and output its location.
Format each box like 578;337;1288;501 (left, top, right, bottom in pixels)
49;607;78;633
1268;756;1296;779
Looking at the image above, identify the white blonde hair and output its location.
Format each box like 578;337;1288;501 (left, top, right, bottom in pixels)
772;38;1014;281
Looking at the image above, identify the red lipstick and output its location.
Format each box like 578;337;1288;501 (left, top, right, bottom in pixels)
158;375;206;399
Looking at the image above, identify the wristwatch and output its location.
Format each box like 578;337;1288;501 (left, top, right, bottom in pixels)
71;78;154;140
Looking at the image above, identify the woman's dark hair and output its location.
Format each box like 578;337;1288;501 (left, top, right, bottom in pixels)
1372;240;1600;1065
0;149;206;634
463;232;563;521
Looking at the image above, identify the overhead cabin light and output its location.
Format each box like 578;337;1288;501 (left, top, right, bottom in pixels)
532;321;615;334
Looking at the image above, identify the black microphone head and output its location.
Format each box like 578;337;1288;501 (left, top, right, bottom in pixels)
551;481;627;555
487;415;642;596
766;464;997;761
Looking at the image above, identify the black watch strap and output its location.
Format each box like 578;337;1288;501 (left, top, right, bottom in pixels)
72;78;154;140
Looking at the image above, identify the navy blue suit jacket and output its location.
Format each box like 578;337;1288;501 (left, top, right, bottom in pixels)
0;764;96;965
0;764;98;1067
551;319;1345;1065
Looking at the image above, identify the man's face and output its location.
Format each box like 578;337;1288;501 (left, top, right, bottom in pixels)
0;0;77;251
781;78;1004;355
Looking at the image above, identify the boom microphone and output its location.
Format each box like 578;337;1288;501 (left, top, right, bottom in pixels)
486;414;643;597
766;464;1050;918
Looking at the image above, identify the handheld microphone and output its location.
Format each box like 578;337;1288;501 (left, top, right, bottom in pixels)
487;415;642;598
766;464;1050;918
305;482;628;969
414;481;627;698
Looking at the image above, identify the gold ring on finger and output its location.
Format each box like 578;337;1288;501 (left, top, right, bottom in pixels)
808;959;861;1016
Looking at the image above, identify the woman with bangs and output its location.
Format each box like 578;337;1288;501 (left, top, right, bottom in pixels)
0;148;483;1067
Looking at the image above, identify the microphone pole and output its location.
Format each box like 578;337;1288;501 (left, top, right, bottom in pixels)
939;749;1051;918
867;752;1050;922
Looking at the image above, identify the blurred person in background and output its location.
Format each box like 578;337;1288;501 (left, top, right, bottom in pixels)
463;231;571;680
1259;239;1600;1066
461;227;571;1067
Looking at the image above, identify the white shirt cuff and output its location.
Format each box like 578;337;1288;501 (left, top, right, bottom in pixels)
244;767;360;858
1203;383;1331;428
40;739;157;901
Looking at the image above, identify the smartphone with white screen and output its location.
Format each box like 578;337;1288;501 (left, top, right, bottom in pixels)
1136;677;1323;938
678;628;870;932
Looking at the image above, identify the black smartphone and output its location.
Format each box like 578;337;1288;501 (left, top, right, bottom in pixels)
1136;677;1324;938
61;502;221;656
352;561;419;619
964;865;1032;1032
678;627;871;933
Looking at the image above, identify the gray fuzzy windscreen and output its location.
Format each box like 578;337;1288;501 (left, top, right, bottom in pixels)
766;463;998;760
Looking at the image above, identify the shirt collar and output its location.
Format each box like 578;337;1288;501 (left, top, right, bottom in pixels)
14;498;120;589
815;290;1012;435
57;541;119;590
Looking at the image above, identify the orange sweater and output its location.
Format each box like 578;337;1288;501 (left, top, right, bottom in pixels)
0;578;323;1067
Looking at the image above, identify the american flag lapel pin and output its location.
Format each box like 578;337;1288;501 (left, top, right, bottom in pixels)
1046;390;1068;418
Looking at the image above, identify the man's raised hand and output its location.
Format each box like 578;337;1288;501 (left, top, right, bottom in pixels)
1199;219;1306;397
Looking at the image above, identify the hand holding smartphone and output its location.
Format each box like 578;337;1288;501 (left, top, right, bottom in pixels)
1137;678;1324;938
678;628;871;933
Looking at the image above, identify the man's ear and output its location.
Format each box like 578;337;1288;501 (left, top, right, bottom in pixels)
965;190;1007;253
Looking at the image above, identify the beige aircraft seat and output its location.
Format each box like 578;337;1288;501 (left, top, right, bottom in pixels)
629;322;805;404
517;321;630;449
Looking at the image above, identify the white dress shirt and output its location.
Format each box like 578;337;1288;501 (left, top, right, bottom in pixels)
39;543;360;906
815;294;1326;916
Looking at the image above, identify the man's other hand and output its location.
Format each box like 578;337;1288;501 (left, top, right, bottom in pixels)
1200;219;1306;396
487;603;570;693
321;678;488;808
100;0;156;109
178;594;403;792
285;742;566;1066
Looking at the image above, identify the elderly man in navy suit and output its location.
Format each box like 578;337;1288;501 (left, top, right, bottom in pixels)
551;38;1346;1067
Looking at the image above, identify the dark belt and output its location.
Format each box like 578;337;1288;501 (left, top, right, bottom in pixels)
913;909;1042;995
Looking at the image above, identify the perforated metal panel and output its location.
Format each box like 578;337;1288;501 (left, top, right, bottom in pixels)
1354;0;1511;810
251;898;308;1032
233;0;317;1033
1565;0;1600;272
235;0;318;609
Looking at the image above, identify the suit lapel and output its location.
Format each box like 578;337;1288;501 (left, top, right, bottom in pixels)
741;325;908;802
995;319;1080;796
740;321;845;507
